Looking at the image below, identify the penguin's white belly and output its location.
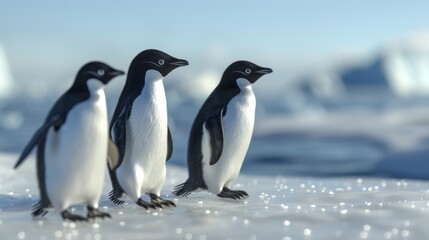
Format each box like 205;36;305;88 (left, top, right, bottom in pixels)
202;87;256;194
117;80;168;197
45;90;108;211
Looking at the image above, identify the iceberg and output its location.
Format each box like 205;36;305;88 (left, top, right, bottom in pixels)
340;48;429;97
291;34;429;101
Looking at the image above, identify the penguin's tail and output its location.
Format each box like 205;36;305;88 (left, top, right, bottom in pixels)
109;190;125;205
172;179;196;197
32;201;49;217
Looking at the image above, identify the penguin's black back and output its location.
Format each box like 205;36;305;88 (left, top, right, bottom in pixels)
15;61;123;216
174;60;272;196
173;87;239;196
32;88;91;216
107;58;147;202
109;59;146;134
109;48;179;136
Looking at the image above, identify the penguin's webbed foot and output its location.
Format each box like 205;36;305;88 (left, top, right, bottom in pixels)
87;206;111;220
149;193;176;208
217;187;249;200
61;210;87;222
136;198;158;210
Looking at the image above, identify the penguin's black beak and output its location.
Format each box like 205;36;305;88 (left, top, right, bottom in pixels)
256;67;273;75
108;69;125;77
169;58;189;67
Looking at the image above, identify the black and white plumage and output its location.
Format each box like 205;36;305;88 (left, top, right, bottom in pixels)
173;61;272;199
14;62;124;221
109;49;188;209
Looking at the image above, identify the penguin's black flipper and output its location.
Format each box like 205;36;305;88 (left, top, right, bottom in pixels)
14;114;63;169
108;100;132;204
107;138;119;170
111;99;132;166
166;127;173;161
206;108;224;166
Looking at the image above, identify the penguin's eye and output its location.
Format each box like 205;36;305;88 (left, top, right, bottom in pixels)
97;69;105;76
158;59;165;66
245;68;252;74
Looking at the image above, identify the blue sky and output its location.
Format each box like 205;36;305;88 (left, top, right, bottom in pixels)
2;1;428;53
1;1;429;96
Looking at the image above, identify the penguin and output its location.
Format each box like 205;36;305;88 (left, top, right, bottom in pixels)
108;49;188;209
173;61;272;199
14;62;124;221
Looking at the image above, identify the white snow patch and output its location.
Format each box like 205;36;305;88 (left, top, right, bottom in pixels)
2;153;429;239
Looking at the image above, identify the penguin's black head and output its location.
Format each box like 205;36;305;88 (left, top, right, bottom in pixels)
220;61;273;88
131;49;189;77
77;61;125;85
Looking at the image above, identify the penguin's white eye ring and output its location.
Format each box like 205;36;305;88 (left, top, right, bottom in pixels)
97;69;105;76
245;68;251;74
158;59;165;66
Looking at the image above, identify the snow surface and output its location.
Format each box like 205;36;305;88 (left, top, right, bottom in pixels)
2;153;429;240
1;40;429;239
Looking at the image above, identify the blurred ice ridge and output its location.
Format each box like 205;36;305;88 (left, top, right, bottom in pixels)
0;43;13;99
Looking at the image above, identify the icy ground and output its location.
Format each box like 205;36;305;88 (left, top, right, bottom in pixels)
1;153;429;240
1;97;428;240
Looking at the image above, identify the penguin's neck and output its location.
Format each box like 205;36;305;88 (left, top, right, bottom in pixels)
86;79;105;100
236;78;253;93
141;70;164;94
